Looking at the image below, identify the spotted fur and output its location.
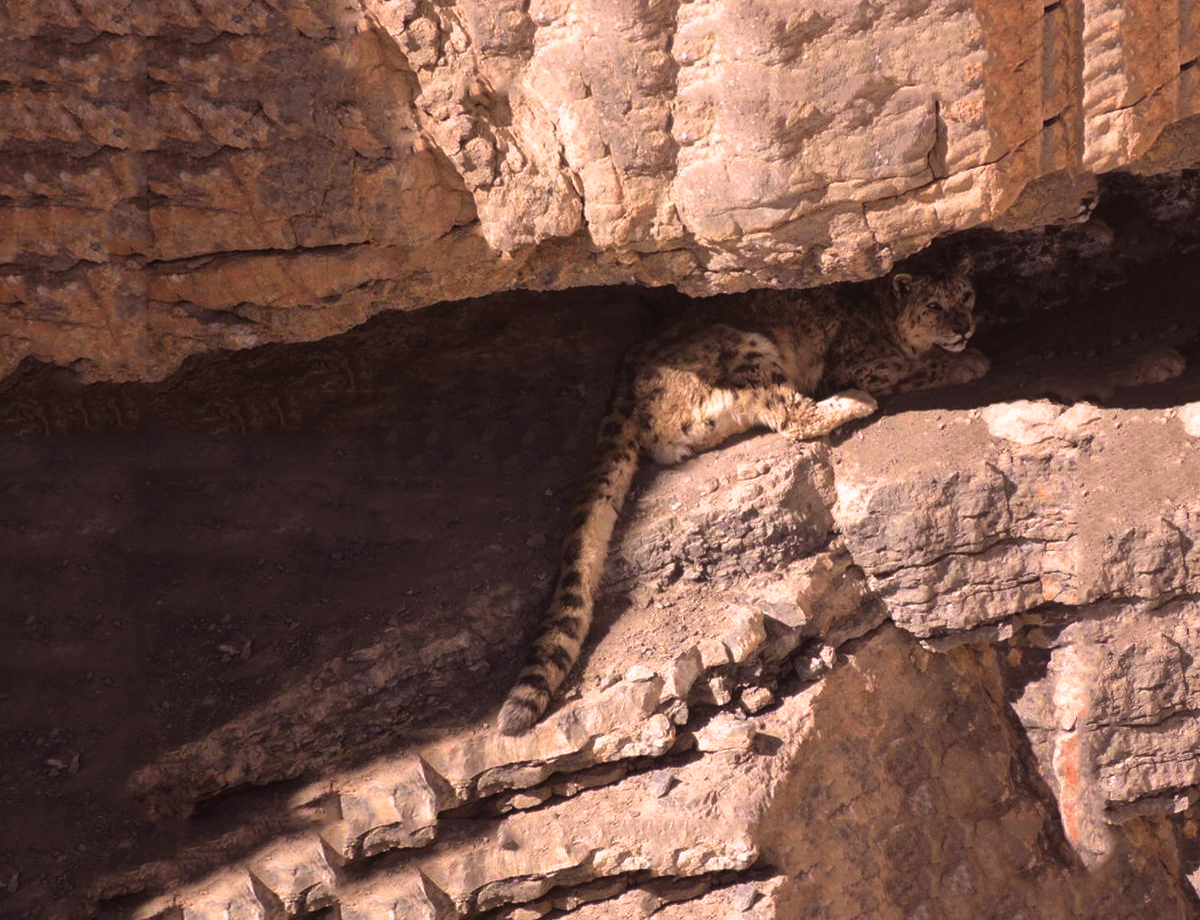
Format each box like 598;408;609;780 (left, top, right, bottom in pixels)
498;264;987;734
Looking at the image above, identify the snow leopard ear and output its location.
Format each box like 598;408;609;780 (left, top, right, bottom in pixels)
954;253;974;275
891;273;914;299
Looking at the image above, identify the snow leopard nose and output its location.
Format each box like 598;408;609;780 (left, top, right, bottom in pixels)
950;314;974;338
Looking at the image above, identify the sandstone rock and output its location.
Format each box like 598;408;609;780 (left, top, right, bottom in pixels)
834;403;1200;637
1012;598;1200;864
335;873;452;920
549;762;628;799
319;756;446;858
1178;401;1200;437
134;868;266;920
740;686;776;715
495;787;554;813
9;2;1200;381
51;292;1200;918
693;712;757;753
755;628;1197;919
246;835;339;915
661;646;703;700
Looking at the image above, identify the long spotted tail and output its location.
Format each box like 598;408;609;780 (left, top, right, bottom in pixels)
498;387;642;735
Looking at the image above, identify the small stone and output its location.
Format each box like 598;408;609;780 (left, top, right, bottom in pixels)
670;731;697;755
663;647;703;699
497;824;520;851
736;462;764;481
793;643;836;681
498;900;550;920
724;610;767;662
740;686;776;714
732;883;760;910
550;762;627;798
697;638;731;669
691;673;732;706
646;769;676;798
627;889;662;915
663;699;689;725
625;664;656;682
499;787;552;812
694;712;756;752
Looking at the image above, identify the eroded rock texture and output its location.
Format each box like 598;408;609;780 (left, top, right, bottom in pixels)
6;0;1200;381
44;289;1192;920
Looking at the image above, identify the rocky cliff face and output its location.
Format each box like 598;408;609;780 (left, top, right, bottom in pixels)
7;2;1200;917
5;0;1200;381
2;246;1191;917
112;379;1200;920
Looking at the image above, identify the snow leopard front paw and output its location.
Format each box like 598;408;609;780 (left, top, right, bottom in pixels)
947;348;990;385
825;389;879;421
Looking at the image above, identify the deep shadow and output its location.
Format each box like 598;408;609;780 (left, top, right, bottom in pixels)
0;285;657;913
881;248;1200;417
6;196;1200;914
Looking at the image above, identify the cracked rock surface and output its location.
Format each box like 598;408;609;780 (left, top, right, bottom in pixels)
7;1;1200;380
5;242;1200;917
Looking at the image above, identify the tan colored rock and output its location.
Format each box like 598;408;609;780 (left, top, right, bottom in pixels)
7;1;1200;381
1178;401;1200;436
1013;599;1200;862
130;629;1200;920
692;712;757;753
246;834;339;915
834;404;1200;636
321;756;446;858
754;628;1196;920
74;315;1200;917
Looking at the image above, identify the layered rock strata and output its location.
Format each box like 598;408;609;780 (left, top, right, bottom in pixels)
7;0;1200;380
110;360;1200;918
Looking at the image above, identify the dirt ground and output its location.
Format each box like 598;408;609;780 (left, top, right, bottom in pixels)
1;250;1199;918
0;287;662;918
